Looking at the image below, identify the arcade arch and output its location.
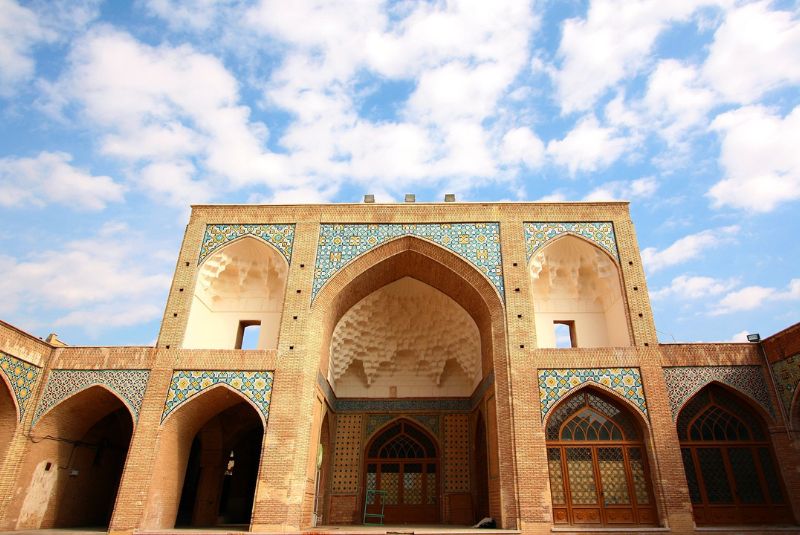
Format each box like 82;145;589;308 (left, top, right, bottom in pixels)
676;383;791;525
529;235;631;348
141;385;264;530
545;387;656;526
184;237;288;350
15;385;133;529
0;375;18;464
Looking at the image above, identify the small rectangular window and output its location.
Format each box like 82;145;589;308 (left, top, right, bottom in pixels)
236;321;261;350
554;321;577;348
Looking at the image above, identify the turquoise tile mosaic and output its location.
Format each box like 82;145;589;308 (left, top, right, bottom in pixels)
772;355;800;417
198;224;295;265
524;222;619;262
162;370;274;423
0;352;40;421
312;223;504;301
663;366;774;420
538;368;646;420
32;369;150;425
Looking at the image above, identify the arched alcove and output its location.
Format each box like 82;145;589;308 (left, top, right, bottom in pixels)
0;375;18;465
677;383;792;526
545;388;656;526
529;235;631;348
15;385;133;529
329;277;482;397
183;237;288;350
142;385;264;530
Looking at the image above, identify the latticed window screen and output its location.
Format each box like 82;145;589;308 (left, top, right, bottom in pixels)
677;383;786;520
545;389;654;526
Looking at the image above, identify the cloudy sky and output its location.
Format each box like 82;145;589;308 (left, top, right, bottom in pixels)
1;0;798;346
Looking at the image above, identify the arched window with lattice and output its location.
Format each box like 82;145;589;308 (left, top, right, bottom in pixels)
677;384;791;526
545;389;655;526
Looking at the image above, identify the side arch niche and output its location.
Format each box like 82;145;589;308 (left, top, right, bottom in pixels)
13;385;134;530
141;385;265;530
544;388;656;526
676;383;792;526
529;234;631;348
183;236;288;350
0;373;19;466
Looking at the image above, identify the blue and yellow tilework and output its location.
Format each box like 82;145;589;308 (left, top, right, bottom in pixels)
772;355;800;418
198;224;295;265
0;351;40;421
524;222;619;262
538;368;646;419
663;365;774;419
312;223;504;301
33;369;150;424
162;370;274;423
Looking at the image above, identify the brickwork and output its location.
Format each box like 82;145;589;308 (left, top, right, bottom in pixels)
0;201;798;535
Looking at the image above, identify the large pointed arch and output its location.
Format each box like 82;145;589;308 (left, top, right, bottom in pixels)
308;235;518;527
528;233;632;348
141;384;265;530
0;372;20;466
32;382;139;430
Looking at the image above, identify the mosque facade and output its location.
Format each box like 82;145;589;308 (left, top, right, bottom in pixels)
0;200;798;535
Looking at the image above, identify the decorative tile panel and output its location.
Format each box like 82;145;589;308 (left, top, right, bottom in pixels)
336;398;471;412
0;352;40;421
663;366;775;419
198;224;295;265
444;414;470;492
365;414;440;439
538;368;646;419
524;222;619;262
162;370;273;423
312;223;504;301
33;369;150;424
332;414;363;494
771;356;800;418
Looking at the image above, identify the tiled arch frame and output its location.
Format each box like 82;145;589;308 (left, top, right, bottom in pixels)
161;370;274;426
0;352;40;422
538;368;648;423
771;354;800;425
197;224;295;266
364;414;441;443
523;222;620;264
32;369;151;426
662;366;776;422
308;234;519;526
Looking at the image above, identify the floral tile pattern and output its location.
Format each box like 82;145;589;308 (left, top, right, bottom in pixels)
198;224;295;265
162;370;274;422
33;369;150;424
312;223;504;301
523;222;619;262
663;365;775;419
538;368;646;419
770;355;800;418
0;352;40;421
365;413;440;439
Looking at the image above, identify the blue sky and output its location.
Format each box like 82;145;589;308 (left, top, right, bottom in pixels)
1;0;798;346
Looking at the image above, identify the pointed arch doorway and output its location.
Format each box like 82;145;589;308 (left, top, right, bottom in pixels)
363;419;439;524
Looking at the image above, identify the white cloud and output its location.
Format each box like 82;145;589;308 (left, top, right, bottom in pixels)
584;176;657;201
641;225;738;273
547;115;633;174
0;223;171;336
499;127;545;169
711;278;800;315
553;0;727;112
703;2;800;104
0;0;52;95
142;0;240;31
708;105;800;212
0;151;124;210
729;330;751;342
650;275;737;300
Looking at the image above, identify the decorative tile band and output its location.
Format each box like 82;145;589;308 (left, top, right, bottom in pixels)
538;368;646;419
0;352;40;421
524;222;619;262
312;223;504;301
162;370;274;423
663;366;775;419
365;414;440;439
198;224;295;265
33;369;150;424
771;355;800;418
336;398;471;413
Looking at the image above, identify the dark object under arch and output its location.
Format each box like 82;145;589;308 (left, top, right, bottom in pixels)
677;384;792;525
363;419;439;524
545;389;656;526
